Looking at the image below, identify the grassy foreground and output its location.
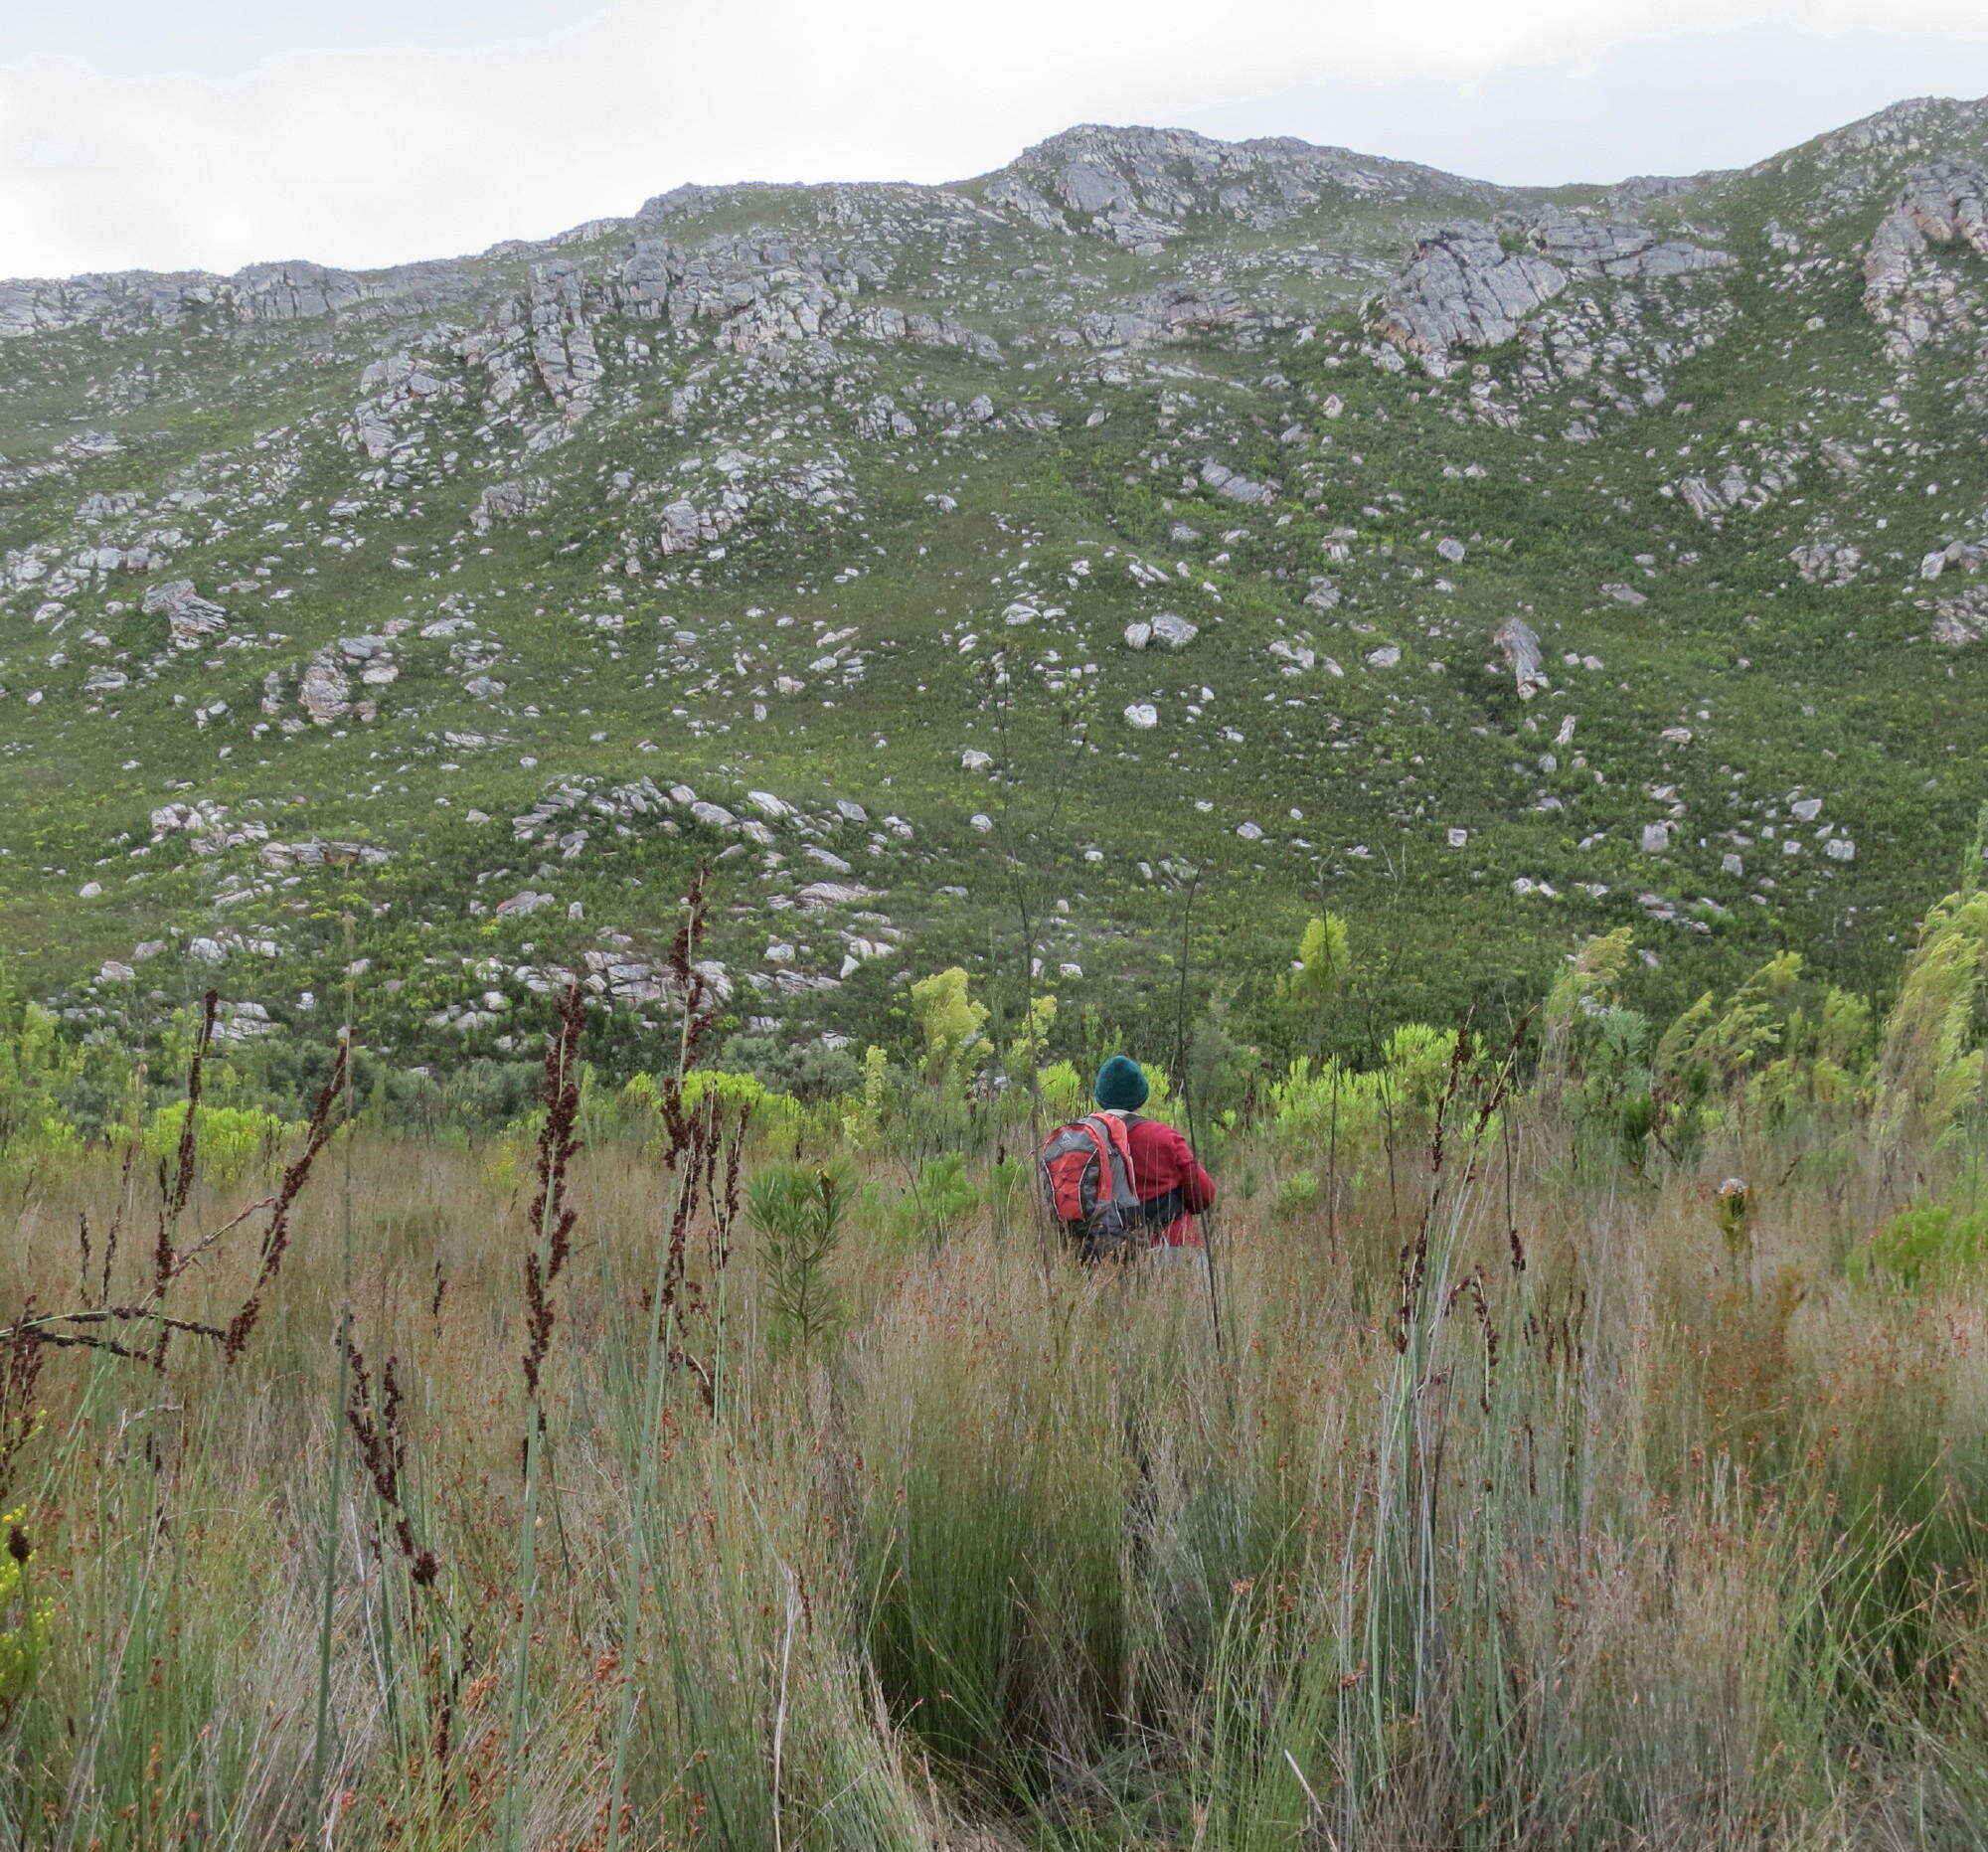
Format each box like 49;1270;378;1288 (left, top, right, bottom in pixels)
3;926;1988;1849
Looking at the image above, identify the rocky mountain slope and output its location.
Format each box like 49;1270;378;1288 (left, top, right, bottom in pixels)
6;96;1988;1063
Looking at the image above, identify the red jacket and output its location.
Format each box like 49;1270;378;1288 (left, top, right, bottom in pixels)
1108;1110;1216;1248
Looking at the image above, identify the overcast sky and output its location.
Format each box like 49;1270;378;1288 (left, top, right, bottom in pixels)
5;0;1988;280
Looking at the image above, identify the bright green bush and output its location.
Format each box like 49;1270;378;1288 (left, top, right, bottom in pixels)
618;1067;800;1139
908;968;987;1093
137;1101;303;1186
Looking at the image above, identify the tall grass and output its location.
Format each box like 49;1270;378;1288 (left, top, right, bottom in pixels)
1;1014;1987;1846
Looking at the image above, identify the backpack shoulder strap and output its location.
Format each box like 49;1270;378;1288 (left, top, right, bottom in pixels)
1084;1111;1134;1163
1084;1112;1141;1211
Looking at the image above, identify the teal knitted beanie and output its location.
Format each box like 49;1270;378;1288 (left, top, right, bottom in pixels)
1093;1055;1149;1111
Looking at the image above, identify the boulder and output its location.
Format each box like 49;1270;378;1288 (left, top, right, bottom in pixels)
1495;617;1548;699
142;579;227;649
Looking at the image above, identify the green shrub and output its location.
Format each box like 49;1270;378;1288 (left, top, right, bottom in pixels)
890;1152;977;1250
748;1161;851;1355
1270;1169;1321;1223
1852;1201;1988;1289
137;1101;303;1186
713;1033;865;1101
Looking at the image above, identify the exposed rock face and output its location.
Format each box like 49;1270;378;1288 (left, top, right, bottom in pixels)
1495;617;1548;699
348;348;454;463
644;450;851;559
1671;465;1794;522
1921;535;1988;579
1790;537;1865;585
259;839;394;872
264;635;397;728
987;122;1486;252
1199;459;1275;503
1932;584;1988;643
141;579;227;649
1375;216;1732;373
1864;161;1988;358
1123;612;1198;650
0;256;469;339
1375;225;1569;372
471;477;551;535
1531;214;1735;280
1076;282;1246;350
456;260;606;444
298;655;354;726
609;232;904;355
519;261;604;414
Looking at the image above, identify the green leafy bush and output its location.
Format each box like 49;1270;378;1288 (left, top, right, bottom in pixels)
137;1101;303;1186
890;1152;977;1250
1852;1201;1988;1289
1270;1169;1321;1223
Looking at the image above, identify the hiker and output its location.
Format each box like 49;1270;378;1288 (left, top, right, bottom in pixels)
1041;1056;1216;1261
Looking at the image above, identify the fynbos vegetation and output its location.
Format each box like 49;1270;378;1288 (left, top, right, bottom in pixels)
0;843;1982;1847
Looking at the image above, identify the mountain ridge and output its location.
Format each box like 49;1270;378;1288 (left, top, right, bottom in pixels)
9;91;1986;306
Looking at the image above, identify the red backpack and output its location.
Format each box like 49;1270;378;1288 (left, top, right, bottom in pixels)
1039;1112;1144;1261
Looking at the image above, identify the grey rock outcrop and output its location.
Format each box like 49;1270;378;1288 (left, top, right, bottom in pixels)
1933;584;1988;644
1864;161;1988;358
1790;538;1865;585
1077;282;1247;350
1495;617;1548;699
1531;214;1734;280
0;255;467;340
142;579;227;649
988;122;1486;252
1374;225;1570;373
471;477;551;535
1199;459;1275;503
1376;216;1732;373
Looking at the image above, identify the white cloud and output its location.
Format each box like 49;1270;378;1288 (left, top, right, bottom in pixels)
3;0;1987;278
